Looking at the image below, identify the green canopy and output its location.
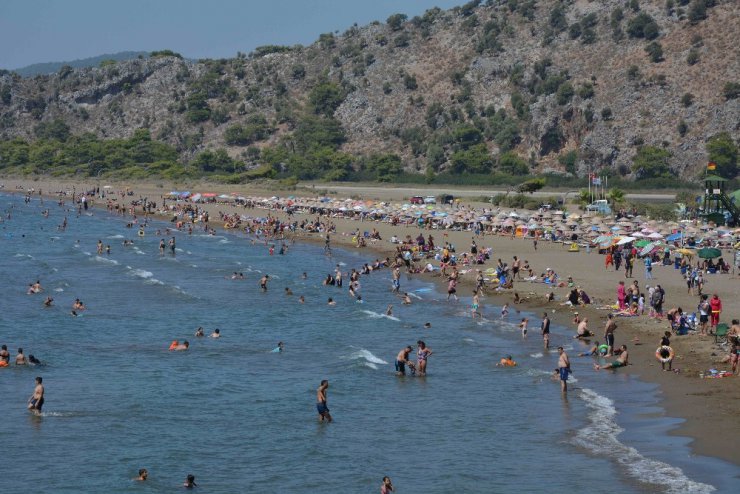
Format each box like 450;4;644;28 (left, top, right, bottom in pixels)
634;239;651;248
697;247;721;259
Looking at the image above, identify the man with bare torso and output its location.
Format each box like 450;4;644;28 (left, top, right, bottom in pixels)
596;345;629;370
316;380;332;422
395;346;415;376
28;376;44;414
557;347;571;393
604;314;617;356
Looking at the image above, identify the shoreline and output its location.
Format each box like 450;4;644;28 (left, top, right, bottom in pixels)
2;176;738;468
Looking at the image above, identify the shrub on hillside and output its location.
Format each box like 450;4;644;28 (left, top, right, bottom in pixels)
627;13;660;39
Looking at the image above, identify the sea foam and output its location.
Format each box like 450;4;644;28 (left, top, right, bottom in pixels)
574;388;715;493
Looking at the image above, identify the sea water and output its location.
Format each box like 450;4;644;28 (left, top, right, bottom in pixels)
0;194;737;493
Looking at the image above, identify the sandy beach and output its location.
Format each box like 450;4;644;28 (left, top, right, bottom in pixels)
4;176;739;466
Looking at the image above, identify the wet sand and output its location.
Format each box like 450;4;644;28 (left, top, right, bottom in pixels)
4;177;738;465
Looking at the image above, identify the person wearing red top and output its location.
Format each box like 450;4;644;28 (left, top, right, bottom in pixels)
709;294;722;328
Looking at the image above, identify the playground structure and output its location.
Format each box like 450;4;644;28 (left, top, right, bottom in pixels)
701;175;740;226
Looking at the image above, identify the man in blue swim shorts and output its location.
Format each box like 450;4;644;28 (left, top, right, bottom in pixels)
316;380;332;422
395;346;413;376
557;347;571;393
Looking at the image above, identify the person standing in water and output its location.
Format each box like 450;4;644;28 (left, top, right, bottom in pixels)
28;376;44;415
416;340;433;376
168;236;176;255
316;380;332;422
395;346;414;376
381;476;394;494
260;274;270;292
391;265;400;293
541;313;551;350
183;474;197;488
557;347;571;393
471;291;481;319
604;314;617;357
519;318;528;338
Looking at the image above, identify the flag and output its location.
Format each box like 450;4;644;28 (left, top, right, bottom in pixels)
707;162;716;171
592;176;601;186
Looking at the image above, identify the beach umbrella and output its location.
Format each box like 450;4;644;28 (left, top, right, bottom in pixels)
647;232;663;240
697;247;721;259
634;239;651;248
639;243;657;257
616;236;636;245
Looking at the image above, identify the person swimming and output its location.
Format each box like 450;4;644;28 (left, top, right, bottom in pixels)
496;355;517;367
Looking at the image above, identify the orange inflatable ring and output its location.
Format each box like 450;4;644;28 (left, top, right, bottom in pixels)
655;345;674;363
0;360;8;367
168;340;178;351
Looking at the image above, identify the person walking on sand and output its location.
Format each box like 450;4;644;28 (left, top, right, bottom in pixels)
617;281;626;310
541;313;551;350
709;294;722;330
698;294;710;336
659;331;673;371
604;314;617;356
28;376;44;415
557;347;571;393
644;256;653;280
316;380;332;422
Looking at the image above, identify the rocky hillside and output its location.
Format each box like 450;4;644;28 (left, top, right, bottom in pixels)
0;0;738;182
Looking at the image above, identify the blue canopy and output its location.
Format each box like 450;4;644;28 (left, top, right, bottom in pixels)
665;232;683;242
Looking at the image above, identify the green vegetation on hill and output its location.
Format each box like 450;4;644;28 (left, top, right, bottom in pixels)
0;0;736;186
10;51;149;77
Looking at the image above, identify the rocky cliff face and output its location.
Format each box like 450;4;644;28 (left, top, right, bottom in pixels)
0;0;738;179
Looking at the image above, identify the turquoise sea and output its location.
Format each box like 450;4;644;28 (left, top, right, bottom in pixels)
0;192;737;493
